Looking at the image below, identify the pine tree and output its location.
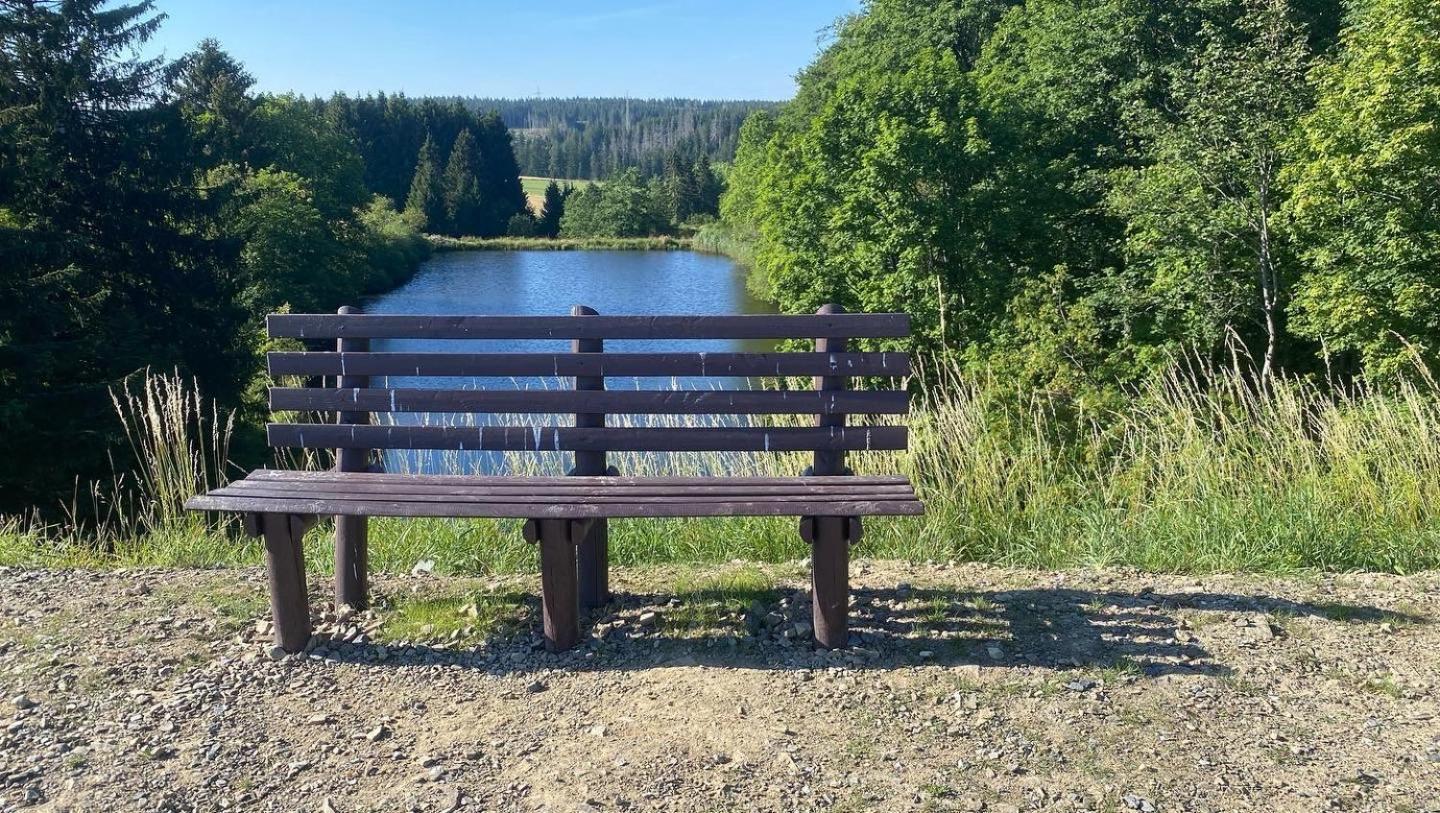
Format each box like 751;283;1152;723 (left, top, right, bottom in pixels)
692;153;721;217
538;181;566;237
441;128;483;236
404;134;444;232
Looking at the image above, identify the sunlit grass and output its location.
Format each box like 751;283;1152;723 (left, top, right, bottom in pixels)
5;356;1440;576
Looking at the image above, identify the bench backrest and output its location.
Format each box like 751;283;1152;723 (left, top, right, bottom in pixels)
265;306;911;475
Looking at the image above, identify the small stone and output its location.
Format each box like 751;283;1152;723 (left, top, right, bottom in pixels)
986;645;1004;661
1066;678;1097;692
365;724;390;743
588;724;607;737
637;611;659;627
11;694;37;710
306;713;333;725
267;645;287;662
1123;794;1156;812
526;680;547;694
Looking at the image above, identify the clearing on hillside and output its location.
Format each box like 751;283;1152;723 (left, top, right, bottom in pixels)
519;176;592;213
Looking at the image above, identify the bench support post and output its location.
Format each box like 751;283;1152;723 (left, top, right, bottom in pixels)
572;304;611;609
334;305;371;610
527;518;582;651
811;516;850;649
260;513;313;653
810;303;851;650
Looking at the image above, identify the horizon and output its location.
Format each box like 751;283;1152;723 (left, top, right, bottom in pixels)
140;0;862;101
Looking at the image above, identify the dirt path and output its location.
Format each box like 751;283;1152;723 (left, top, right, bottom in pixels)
1;561;1436;812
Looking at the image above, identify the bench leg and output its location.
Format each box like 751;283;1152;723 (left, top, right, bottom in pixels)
334;515;368;610
576;518;609;609
811;516;849;649
537;518;581;651
262;513;312;653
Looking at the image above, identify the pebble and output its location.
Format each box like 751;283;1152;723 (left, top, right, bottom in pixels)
365;724;390;743
11;693;37;710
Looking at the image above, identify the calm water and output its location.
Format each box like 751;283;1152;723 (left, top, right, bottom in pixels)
362;250;772;473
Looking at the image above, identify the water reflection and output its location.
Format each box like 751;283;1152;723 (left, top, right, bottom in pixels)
361;250;777;474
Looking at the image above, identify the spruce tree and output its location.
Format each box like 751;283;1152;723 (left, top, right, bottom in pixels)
404;134;444;232
538;181;566;237
441;128;483;236
692;154;721;217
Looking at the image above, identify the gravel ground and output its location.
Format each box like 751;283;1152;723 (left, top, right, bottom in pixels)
1;560;1437;813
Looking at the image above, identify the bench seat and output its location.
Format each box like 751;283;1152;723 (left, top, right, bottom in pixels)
186;470;924;519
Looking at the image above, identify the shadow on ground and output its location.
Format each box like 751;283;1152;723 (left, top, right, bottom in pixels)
317;582;1425;679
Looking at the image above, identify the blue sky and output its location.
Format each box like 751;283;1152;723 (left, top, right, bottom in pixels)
141;0;862;100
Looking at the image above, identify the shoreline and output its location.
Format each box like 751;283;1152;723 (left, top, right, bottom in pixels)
427;234;694;252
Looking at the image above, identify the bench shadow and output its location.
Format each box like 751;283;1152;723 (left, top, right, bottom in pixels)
315;583;1424;679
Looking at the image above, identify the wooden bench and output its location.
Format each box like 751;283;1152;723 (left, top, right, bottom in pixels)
186;305;922;653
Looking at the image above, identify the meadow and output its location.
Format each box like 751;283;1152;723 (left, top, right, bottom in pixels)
518;175;591;212
5;357;1438;578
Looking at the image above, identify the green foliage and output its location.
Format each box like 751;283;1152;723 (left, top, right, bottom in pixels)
537;180;566;237
1284;0;1440;377
440;128;484;236
403;134;444;232
1107;0;1314;378
559;168;669;238
722;0;1440;393
0;6;438;513
733;46;1000;352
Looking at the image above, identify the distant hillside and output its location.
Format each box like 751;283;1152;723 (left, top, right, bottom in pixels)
450;97;779;179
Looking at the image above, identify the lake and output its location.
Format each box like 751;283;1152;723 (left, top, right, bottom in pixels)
363;250;773;473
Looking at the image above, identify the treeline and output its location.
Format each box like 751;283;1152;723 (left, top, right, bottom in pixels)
558;153;722;238
0;2;536;511
315;94;528;237
454;97;774;179
725;0;1440;390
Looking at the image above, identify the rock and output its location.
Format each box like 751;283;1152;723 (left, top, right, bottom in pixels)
306;713;333;725
986;645;1004;661
526;680;547;694
588;724;607;737
1123;793;1156;812
637;611;659;627
267;644;287;662
365;724;390;743
1065;678;1097;692
320;798;339;813
11;693;37;710
410;559;435;576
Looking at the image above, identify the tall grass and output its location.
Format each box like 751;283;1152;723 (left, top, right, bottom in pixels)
4;360;1440;575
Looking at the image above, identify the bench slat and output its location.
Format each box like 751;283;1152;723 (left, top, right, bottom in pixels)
267;313;911;340
266;424;908;452
186;494;923;519
267;351;910;379
243;470;912;486
213;487;917;506
269;387;910;415
222;480;916;498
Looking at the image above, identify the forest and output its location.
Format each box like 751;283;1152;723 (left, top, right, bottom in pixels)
461;97;773;179
0;2;531;512
722;0;1440;393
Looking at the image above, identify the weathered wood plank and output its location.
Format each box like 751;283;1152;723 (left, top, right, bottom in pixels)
242;470;913;486
269;387;910;416
222;480;917;498
267;313;911;340
266;351;909;379
209;487;920;506
266;424;908;452
184;494;925;518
